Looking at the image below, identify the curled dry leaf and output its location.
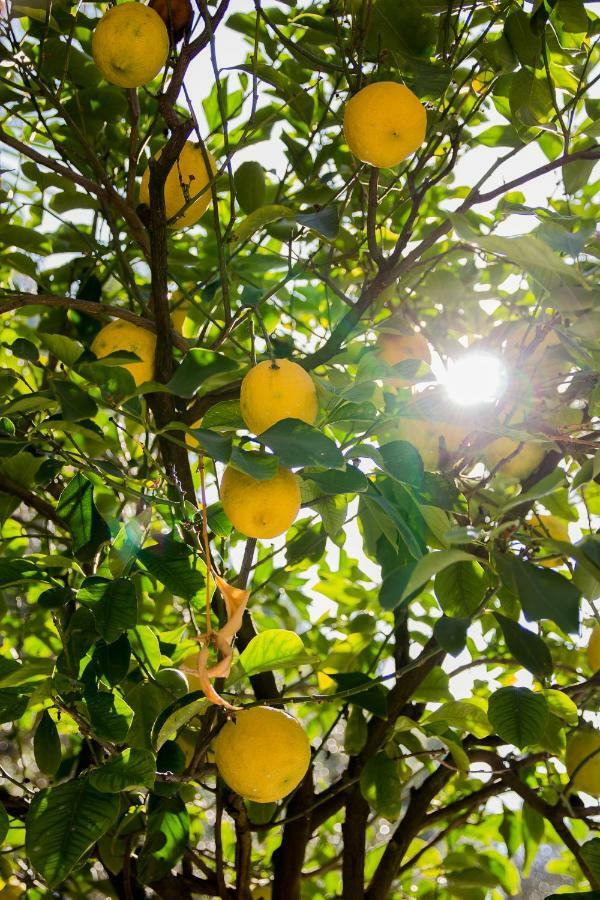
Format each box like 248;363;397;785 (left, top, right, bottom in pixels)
190;574;251;708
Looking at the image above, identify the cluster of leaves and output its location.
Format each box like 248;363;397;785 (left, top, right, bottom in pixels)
0;0;598;897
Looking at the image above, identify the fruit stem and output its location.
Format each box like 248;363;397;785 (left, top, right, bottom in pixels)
254;309;279;369
197;452;213;637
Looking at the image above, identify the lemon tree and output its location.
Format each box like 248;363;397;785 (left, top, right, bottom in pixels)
0;0;599;898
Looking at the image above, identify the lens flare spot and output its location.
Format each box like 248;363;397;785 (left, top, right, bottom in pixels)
444;353;507;406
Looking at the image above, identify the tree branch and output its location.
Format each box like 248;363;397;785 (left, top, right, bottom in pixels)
0;292;188;352
0;474;67;530
342;783;369;899
0;126;150;256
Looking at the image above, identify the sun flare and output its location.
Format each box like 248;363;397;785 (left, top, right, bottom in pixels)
444;353;507;406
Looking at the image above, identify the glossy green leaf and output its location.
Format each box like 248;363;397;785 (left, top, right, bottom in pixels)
26;779;119;888
79;577;138;644
488;687;548;748
89;749;156;793
240;629;308;677
494;613;553;679
33;710;61;776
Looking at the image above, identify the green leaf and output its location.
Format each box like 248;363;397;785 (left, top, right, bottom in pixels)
360;753;402;822
186;427;232;463
494;613;553;679
256;418;344;469
541;689;578;726
380;440;424;487
503;10;540;67
38;332;84;368
305;466;368;495
487;687;549;748
232;204;295;244
495;553;581;634
85;690;133;742
0;689;29;723
52;381;98;421
451;217;587;287
129;626;162;675
312;494;347;538
94;635;131;687
138;536;206;600
434;560;487;617
57;474;110;561
230;446;279;480
295;205;339;238
33;710;61;776
399;550;480;604
89;749;156;793
555;0;588;33
0;801;8;844
240;629;308;677
137;795;189;885
26;779;119;888
344;707;368;756
152;692;207;751
365;492;424;562
9;337;38;361
379;562;419;610
426;700;492;739
165;350;238;399
127;682;172;751
500;807;521;858
330;673;388;718
580;839;600;882
79;577;138;644
433;615;469;656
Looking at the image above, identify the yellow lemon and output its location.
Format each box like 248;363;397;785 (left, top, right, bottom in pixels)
377;329;430;388
91;319;155;386
140;142;216;228
588;624;600;673
240;359;318;435
501;321;561;366
529;513;569;567
343;81;427;168
565;730;600;796
92;2;169;89
220;465;300;539
483;436;546;480
393;418;471;471
213;706;311;803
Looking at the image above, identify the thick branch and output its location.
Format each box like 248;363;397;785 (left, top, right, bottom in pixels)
474;145;600;205
0;292;188;352
0;126;150;256
366;754;455;899
342;783;370;900
272;768;314;900
0;474;67;530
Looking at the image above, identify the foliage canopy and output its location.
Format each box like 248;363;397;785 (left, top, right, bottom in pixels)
0;0;599;897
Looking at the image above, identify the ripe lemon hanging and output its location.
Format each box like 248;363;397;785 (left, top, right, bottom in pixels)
565;730;600;796
483;437;546;481
92;2;169;89
213;706;311;803
240;359;318;435
588;624;600;673
220;466;300;539
91;319;156;386
343;81;427;168
377;329;430;388
529;513;569;567
139;142;216;229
